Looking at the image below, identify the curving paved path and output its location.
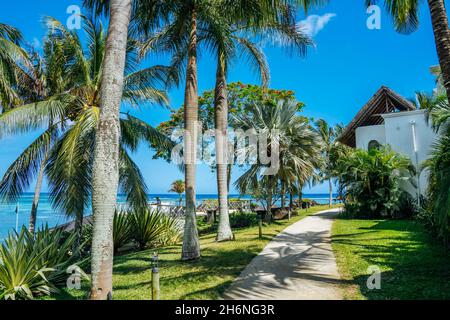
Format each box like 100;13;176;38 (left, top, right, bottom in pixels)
222;208;343;300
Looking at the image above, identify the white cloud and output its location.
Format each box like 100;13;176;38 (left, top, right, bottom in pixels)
32;37;41;49
297;13;337;37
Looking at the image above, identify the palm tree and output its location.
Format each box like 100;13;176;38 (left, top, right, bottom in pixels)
211;1;312;241
233;99;323;220
314;119;344;207
83;0;180;298
421;85;450;242
139;0;237;258
0;25;68;235
88;0;133;300
169;179;185;206
0;22;25;110
373;0;450;103
0;17;172;250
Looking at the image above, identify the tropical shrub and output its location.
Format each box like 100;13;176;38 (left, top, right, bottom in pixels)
29;226;88;286
395;192;419;219
335;147;416;218
129;209;182;250
0;226;86;300
230;212;258;228
113;210;133;254
423;130;450;243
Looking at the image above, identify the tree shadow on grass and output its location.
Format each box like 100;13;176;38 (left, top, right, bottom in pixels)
333;218;450;299
110;245;264;299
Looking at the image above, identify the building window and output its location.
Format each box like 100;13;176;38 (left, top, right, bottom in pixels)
368;140;381;151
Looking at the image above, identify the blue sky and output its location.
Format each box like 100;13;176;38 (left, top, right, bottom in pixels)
0;0;442;194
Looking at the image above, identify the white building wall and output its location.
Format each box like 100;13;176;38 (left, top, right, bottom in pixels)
382;110;436;195
355;125;386;150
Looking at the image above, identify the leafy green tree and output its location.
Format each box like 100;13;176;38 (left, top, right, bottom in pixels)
156;82;302;159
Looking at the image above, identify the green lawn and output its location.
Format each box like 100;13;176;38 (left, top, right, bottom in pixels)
57;204;339;300
332;216;450;300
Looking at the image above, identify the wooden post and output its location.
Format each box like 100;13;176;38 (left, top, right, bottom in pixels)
258;216;263;239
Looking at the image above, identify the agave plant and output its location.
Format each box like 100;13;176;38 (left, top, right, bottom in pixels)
28;226;89;286
0;226;88;300
0;228;55;300
129;209;182;250
113;210;133;254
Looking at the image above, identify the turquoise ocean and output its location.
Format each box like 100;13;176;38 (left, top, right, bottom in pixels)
0;193;335;240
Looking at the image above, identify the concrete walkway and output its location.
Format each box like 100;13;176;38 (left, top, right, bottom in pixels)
222;208;343;300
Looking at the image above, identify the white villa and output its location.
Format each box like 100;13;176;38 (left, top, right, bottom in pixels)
338;86;438;196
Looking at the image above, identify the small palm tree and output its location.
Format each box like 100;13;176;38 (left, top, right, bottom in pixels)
314;119;345;207
169;180;185;206
233;98;323;220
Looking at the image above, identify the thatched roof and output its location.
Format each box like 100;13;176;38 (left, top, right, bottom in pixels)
338;86;416;147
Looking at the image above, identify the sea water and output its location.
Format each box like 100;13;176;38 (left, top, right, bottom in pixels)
0;193;335;240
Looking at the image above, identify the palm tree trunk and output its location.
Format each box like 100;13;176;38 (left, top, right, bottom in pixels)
264;176;274;223
73;210;84;253
281;181;286;208
29;154;47;235
298;183;303;208
227;164;232;191
182;9;201;260
289;192;293;209
215;55;233;242
329;178;333;208
428;0;450;101
90;0;132;300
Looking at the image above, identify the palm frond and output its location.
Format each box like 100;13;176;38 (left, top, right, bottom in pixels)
45;108;98;218
119;147;149;210
0;127;55;203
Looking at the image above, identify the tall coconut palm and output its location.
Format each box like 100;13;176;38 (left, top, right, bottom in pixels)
212;3;313;240
140;0;316;246
139;0;234;259
370;0;450;103
88;0;133;300
0;26;69;235
0;17;172;248
82;0;180;298
211;26;269;242
169;179;185;206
